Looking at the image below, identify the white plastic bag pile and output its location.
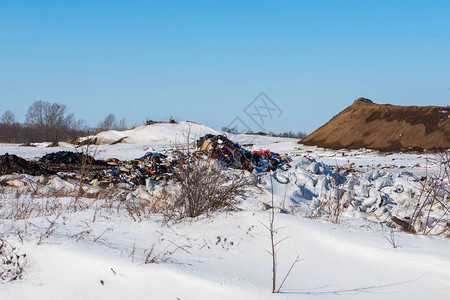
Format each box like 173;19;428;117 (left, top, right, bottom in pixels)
274;156;449;236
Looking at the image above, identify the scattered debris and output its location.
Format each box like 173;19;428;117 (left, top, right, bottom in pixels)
47;142;59;148
391;216;416;234
68;137;98;147
110;137;127;145
19;142;36;147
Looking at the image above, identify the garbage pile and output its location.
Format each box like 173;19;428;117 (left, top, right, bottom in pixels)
39;151;106;166
0;153;51;176
89;135;292;189
91;152;176;188
276;155;450;236
1;135;292;190
196;134;291;172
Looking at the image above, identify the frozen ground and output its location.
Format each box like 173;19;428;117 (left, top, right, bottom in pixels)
0;122;449;299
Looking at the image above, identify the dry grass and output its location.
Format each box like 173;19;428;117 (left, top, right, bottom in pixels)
143;239;173;264
0;235;27;282
0;190;63;220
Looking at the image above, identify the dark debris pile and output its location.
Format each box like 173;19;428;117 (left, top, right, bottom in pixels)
39;151;106;166
0;153;51;176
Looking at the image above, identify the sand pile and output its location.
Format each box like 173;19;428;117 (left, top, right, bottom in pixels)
300;98;450;152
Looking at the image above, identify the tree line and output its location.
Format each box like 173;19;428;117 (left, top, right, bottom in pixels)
0;101;127;143
222;126;307;139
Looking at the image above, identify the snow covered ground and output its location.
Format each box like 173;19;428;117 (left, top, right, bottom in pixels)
1;122;449;299
1;210;450;300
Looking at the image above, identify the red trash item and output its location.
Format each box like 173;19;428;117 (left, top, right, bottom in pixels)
252;150;270;156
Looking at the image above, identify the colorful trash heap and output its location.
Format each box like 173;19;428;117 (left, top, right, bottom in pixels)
91;152;176;189
91;134;291;189
195;134;291;172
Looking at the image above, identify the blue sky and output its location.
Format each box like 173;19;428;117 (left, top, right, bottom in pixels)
1;0;449;133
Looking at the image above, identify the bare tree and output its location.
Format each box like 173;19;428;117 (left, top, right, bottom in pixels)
24;100;76;141
118;118;127;130
0;102;89;143
74;119;89;132
44;102;68;128
97;113;118;131
26;101;71;129
0;110;16;125
25;100;46;128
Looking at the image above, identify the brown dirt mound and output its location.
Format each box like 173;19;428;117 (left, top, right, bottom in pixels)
300;98;450;152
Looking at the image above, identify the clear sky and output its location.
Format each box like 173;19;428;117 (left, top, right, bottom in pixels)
1;0;449;133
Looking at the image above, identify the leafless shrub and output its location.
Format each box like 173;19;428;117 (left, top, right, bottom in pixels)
67;144;103;212
69;224;112;243
405;152;450;235
382;228;398;248
66;196;89;213
326;172;348;224
69;222;92;242
0;235;27;282
115;183;171;220
122;194;153;222
93;227;113;243
129;242;136;262
307;172;348;224
37;214;60;245
261;174;300;293
76;145;100;198
142;234;192;264
170;157;259;218
114;185;179;222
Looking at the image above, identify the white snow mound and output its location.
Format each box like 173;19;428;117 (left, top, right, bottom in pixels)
94;122;221;144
